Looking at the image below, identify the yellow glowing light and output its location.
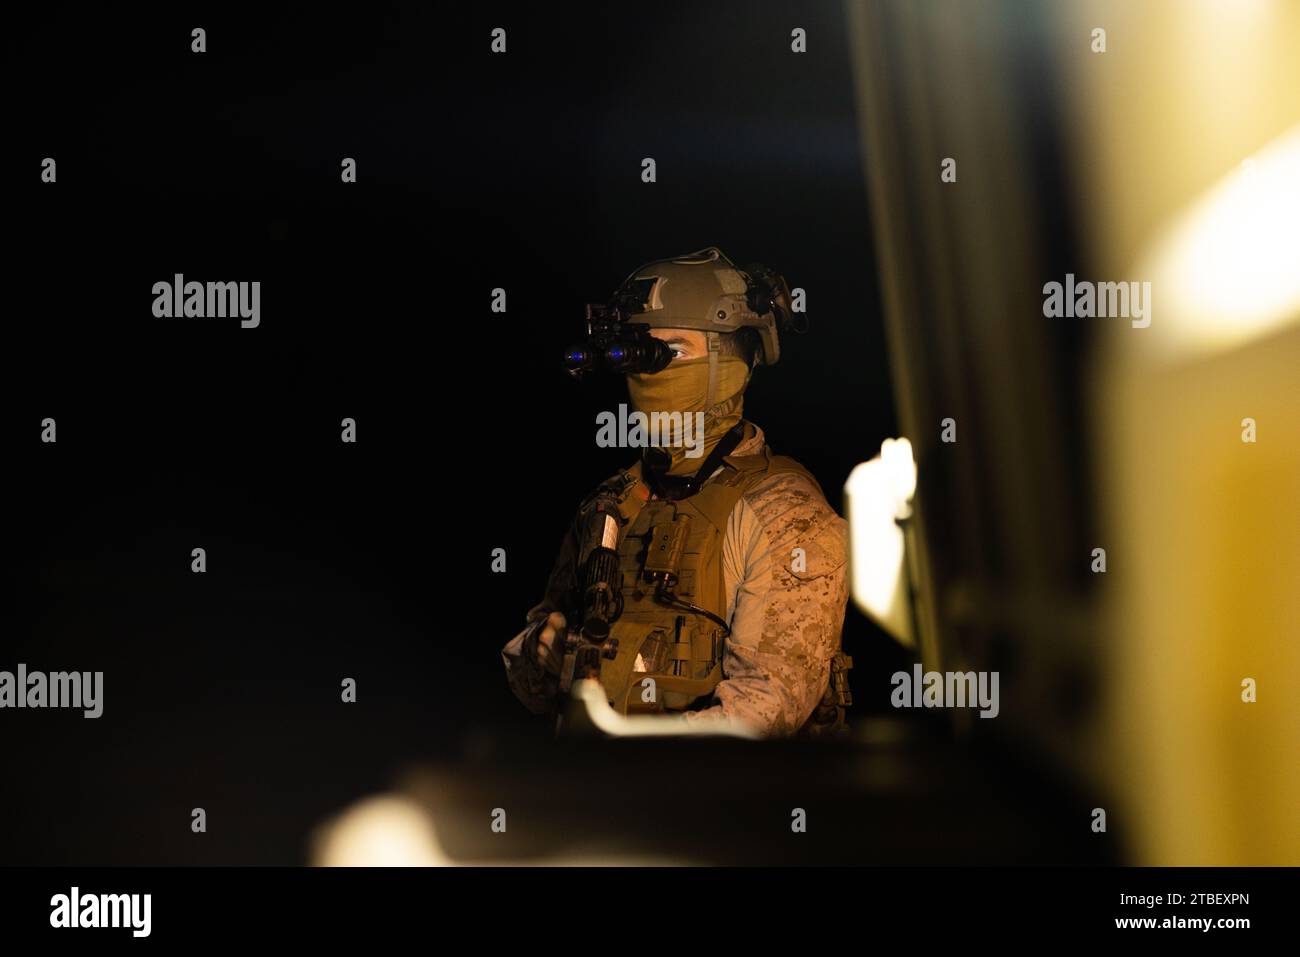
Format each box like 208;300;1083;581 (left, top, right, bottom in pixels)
843;437;916;645
1139;123;1300;360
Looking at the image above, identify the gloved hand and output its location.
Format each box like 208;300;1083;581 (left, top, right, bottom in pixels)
524;611;567;677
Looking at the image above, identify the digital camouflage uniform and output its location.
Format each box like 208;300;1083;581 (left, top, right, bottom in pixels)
502;422;850;737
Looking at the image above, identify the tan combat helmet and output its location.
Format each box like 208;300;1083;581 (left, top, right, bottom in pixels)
610;247;793;367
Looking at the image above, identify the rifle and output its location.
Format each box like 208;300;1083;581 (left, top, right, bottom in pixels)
557;496;624;700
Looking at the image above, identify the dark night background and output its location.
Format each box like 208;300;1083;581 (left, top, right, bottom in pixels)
4;4;909;863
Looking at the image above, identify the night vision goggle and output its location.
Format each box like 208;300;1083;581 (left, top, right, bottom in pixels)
564;247;799;379
563;302;675;378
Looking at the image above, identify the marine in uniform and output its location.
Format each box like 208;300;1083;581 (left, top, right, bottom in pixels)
502;248;852;737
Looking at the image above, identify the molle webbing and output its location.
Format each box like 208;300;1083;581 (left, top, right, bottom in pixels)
590;446;817;714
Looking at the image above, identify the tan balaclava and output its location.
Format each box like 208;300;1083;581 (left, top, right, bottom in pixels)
626;340;751;476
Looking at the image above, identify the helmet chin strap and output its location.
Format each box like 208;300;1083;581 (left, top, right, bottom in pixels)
702;331;752;430
704;331;720;427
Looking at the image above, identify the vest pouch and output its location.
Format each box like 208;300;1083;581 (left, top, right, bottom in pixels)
604;621;683;714
637;628;672;674
624;627;671;715
615;622;725;714
654;623;724;710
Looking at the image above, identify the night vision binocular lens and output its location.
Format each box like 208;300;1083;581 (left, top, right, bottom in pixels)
564;334;674;376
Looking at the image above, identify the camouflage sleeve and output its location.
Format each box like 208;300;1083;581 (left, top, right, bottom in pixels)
681;471;849;737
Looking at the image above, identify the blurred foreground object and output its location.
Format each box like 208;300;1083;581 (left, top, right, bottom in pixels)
847;0;1298;864
312;795;450;867
561;677;761;739
310;718;1114;866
